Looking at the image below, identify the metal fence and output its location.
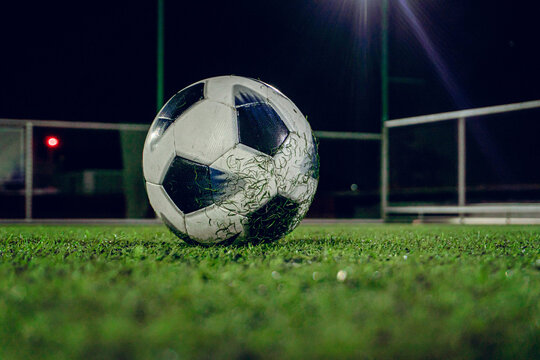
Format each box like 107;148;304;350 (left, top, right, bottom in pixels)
3;99;539;222
382;99;540;220
0;119;149;221
0;118;381;221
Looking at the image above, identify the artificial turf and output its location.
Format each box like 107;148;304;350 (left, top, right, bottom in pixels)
0;224;539;359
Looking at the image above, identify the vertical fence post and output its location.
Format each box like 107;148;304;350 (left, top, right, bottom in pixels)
25;122;33;221
381;126;389;220
156;0;165;112
458;117;466;222
380;0;389;220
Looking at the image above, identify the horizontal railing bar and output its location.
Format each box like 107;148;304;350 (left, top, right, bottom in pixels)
0;118;150;131
1;119;381;141
386;204;540;214
432;217;540;225
0;218;163;225
314;131;382;141
385;99;540;128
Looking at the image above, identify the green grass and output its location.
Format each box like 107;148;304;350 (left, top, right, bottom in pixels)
1;224;539;359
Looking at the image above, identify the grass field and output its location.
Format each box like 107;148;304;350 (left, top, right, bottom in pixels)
1;224;539;359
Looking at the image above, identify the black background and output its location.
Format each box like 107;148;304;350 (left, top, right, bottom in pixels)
1;0;540;208
2;0;539;126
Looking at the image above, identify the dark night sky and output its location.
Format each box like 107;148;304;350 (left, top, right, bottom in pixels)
1;0;540;201
2;0;539;129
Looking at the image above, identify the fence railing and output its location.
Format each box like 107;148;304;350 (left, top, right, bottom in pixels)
382;99;540;220
9;97;538;223
0;118;381;221
4;100;540;221
0;119;150;221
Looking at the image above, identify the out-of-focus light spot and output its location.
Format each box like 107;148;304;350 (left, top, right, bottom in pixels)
46;136;59;148
350;183;358;191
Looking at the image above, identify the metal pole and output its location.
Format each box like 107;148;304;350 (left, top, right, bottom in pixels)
458;117;466;222
381;0;389;124
385;99;540;128
381;126;389;219
156;0;165;112
380;0;389;220
314;131;382;141
25;123;33;221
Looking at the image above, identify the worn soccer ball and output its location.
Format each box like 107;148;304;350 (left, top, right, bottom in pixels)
143;75;319;245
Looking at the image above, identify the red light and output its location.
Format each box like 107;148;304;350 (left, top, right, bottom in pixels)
46;136;59;148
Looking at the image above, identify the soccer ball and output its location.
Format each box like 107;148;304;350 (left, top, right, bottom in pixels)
143;75;319;245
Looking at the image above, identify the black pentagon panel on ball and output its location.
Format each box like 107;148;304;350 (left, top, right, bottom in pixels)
147;117;174;150
162;156;214;214
237;104;289;156
234;85;265;107
245;195;300;244
234;85;289;156
159;82;205;120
